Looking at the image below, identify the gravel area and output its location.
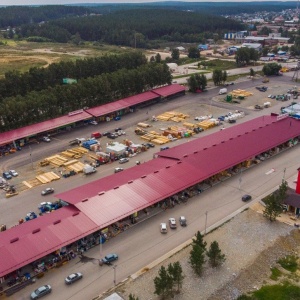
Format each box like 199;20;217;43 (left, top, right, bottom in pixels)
110;208;299;300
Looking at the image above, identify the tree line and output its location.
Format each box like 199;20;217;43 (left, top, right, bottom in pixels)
15;9;244;47
0;5;89;28
0;62;171;132
0;52;147;101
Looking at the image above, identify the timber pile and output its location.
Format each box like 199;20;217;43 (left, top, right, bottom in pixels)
66;161;85;173
39;160;50;167
197;120;215;130
152;136;170;145
36;172;60;184
137;122;151;128
63;159;79;167
230;89;253;98
183;122;197;129
156;111;189;122
23;179;41;189
45;155;68;167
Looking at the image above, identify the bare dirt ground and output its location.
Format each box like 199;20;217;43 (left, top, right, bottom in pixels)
106;206;300;300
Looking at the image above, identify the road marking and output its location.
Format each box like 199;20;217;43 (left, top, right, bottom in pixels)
265;168;275;175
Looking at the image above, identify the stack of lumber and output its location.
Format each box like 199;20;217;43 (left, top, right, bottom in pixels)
23;179;41;188
61;147;88;159
197;120;215;130
156;111;189;122
36;172;60;184
45;155;68;167
151;136;170;145
230;89;253;98
39;160;50;167
140;133;160;141
183;122;197;129
137;122;151;128
65;161;85;173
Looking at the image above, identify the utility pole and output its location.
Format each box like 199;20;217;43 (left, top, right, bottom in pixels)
29;146;33;169
113;265;117;286
204;211;208;235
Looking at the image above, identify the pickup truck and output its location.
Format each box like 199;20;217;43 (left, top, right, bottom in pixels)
83;165;97;175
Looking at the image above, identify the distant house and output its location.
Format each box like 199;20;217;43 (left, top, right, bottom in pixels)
166;63;178;73
176;46;185;52
242;43;262;52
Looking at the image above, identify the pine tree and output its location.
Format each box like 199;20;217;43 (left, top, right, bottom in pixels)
207;241;226;268
168;261;184;293
129;294;139;300
154;266;173;298
192;231;207;250
189;244;206;276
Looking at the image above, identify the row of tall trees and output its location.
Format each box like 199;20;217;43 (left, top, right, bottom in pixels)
15;9;244;46
0;52;147;101
0;62;171;132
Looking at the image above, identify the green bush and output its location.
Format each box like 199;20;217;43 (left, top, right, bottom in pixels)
253;282;300;300
278;256;298;273
270;267;282;281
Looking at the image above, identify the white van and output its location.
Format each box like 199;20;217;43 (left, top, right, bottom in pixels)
219;88;227;95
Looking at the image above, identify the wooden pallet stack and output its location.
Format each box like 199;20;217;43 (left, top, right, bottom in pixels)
45;155;68;167
230;89;253;98
63;160;85;173
36;172;60;184
197;120;216;130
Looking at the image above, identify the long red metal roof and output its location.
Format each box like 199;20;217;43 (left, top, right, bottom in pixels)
2;115;300;278
0;206;98;277
152;84;186;97
0;110;91;146
85;91;159;117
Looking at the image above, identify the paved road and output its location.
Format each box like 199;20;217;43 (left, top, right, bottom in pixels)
2;74;300;299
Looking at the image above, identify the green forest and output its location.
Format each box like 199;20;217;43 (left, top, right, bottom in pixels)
0;2;298;28
11;9;243;46
0;53;171;132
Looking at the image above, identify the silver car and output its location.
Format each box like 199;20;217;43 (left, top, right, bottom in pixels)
31;285;51;299
65;272;83;284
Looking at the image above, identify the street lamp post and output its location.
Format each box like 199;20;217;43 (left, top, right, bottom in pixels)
113;265;117;286
99;234;103;257
204;211;208;235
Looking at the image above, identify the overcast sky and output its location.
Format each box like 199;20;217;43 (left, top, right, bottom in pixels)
1;0;286;6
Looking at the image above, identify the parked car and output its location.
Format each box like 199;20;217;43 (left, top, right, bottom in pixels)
9;170;18;177
42;136;51;142
160;222;168;233
89;120;98;125
119;158;129;164
114;167;124;173
114;127;122;132
255;105;263;110
169;218;177;229
107;133;118;139
228;119;236;124
102;132;110;136
242;194;252;202
101;253;118;265
65;272;83;285
30;285;51;299
146;142;155;148
179;216;187;226
41;187;54;196
2;172;12;180
160;146;169;151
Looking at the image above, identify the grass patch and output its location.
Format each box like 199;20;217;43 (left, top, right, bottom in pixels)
270;267;282;281
278;255;298;273
252;281;300;300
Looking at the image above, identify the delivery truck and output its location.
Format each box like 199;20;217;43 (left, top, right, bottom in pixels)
83;165;97;175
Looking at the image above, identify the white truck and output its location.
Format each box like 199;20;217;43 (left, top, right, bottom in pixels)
83;164;97;175
219;88;227;95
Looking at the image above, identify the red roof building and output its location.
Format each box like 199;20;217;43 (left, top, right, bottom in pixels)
1;115;300;277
